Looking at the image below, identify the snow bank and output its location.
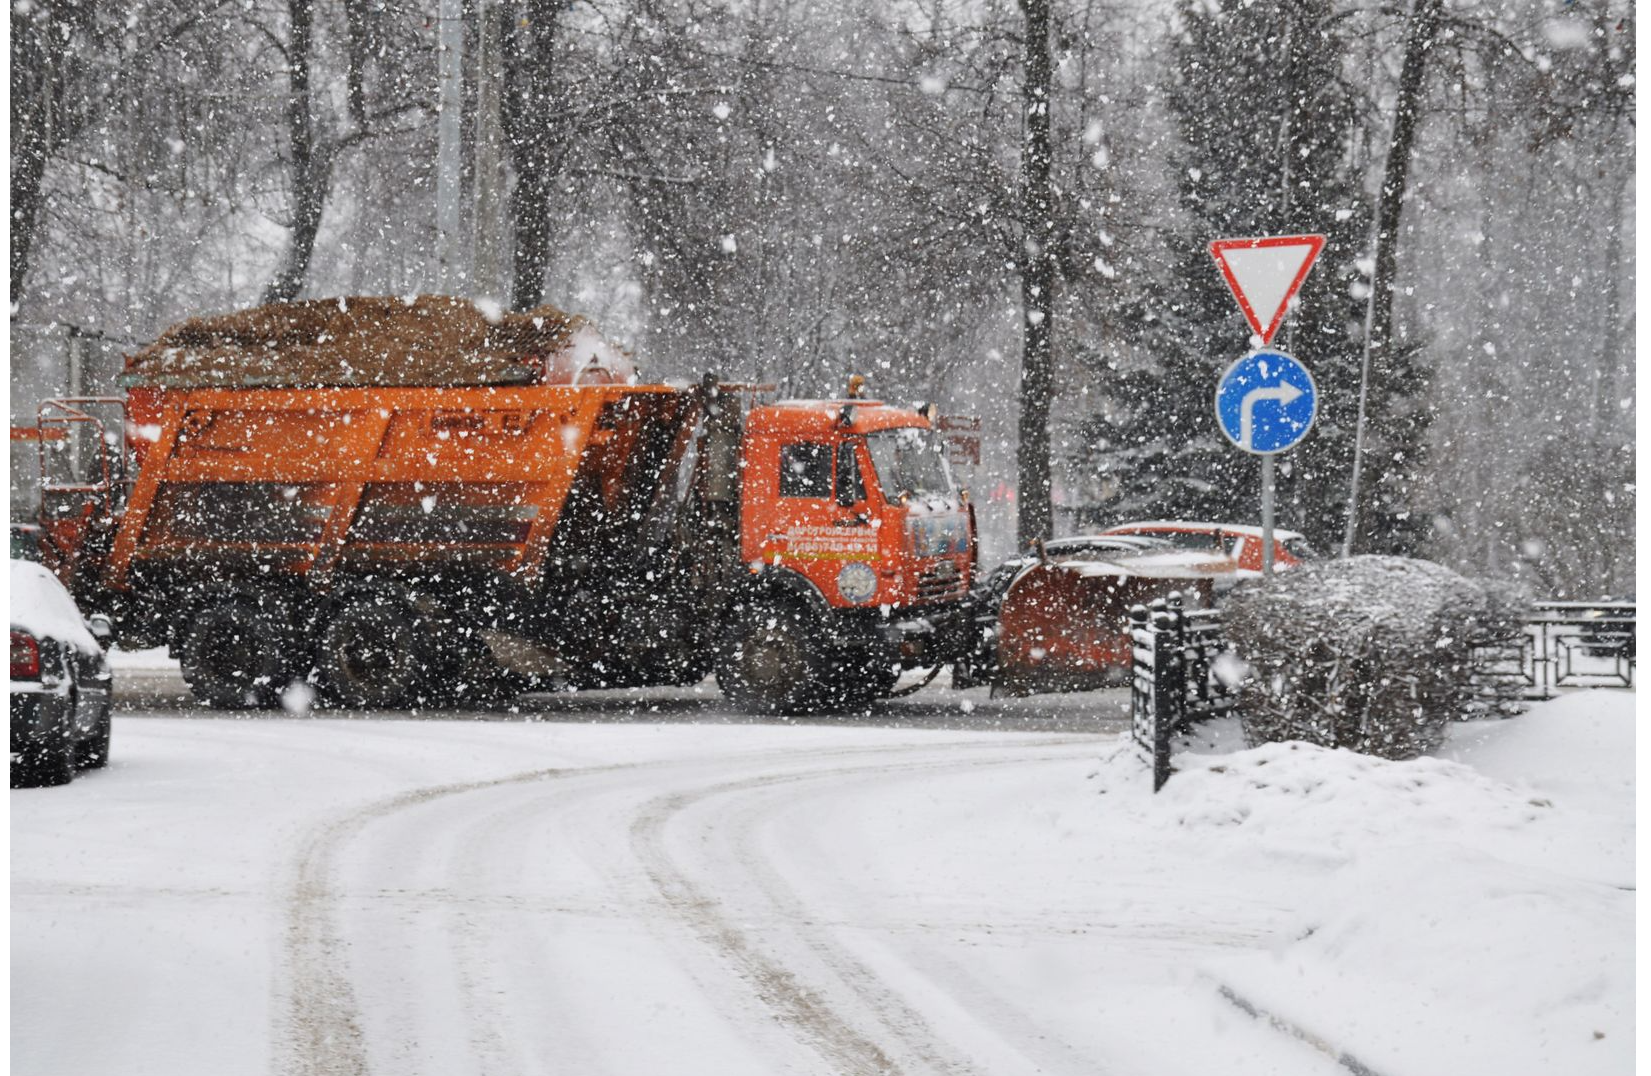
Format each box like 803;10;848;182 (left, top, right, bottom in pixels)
1218;844;1632;1076
1094;691;1635;1076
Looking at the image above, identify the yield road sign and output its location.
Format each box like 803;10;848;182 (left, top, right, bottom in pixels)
1215;350;1317;455
1209;234;1325;346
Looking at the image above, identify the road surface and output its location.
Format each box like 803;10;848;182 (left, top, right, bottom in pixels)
12;659;1336;1075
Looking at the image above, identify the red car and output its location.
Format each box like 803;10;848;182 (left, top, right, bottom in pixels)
1098;521;1317;575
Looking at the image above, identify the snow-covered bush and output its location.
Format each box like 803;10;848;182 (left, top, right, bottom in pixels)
1222;556;1526;760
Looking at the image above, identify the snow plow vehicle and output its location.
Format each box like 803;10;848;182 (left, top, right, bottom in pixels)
27;296;977;713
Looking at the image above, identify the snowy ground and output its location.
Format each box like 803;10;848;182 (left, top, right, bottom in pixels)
10;651;1634;1076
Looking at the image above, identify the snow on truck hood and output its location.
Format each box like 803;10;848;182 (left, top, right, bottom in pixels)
9;560;99;655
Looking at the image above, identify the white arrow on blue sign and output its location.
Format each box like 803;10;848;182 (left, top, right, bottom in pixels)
1214;349;1318;455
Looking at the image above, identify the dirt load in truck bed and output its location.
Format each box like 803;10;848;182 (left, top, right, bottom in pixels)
122;295;631;388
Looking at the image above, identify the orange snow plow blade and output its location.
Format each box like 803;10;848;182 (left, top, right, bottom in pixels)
993;553;1227;695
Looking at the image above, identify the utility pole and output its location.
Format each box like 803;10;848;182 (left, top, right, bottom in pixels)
1015;0;1056;548
472;0;505;300
435;0;466;294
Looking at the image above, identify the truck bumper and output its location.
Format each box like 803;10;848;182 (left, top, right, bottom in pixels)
876;599;977;668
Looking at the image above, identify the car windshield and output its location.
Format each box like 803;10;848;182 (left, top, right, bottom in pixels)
865;427;953;501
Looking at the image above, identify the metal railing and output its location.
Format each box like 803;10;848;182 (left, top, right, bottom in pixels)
1129;593;1239;792
1130;596;1635;792
1471;601;1635;702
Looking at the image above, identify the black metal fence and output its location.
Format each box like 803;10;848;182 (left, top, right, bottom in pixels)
1130;595;1636;792
1129;593;1239;792
1472;601;1636;702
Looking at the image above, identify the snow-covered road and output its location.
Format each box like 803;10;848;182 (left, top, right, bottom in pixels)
12;666;1633;1076
12;688;1335;1076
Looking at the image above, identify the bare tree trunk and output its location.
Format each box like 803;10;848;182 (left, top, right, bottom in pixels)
11;8;64;308
1593;162;1628;427
504;0;561;311
1342;0;1440;554
1367;0;1441;360
264;0;327;304
1016;0;1056;548
10;99;51;309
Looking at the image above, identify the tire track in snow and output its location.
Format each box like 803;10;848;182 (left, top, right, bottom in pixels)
720;752;1103;1076
272;740;962;1074
278;766;607;1076
276;735;1108;1075
629;739;1099;1076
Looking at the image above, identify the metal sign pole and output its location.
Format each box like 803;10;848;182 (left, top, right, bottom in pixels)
1261;454;1275;580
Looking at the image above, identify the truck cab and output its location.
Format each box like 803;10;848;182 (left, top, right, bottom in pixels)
712;397;978;712
741;400;971;610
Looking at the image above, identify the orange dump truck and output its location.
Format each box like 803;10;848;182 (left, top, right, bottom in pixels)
31;296;977;712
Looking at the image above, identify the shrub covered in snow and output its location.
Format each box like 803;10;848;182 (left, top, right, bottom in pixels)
1221;556;1525;760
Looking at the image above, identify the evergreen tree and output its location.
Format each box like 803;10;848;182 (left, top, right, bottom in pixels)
1077;0;1427;554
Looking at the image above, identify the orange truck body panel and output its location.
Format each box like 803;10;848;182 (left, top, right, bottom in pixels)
106;382;688;592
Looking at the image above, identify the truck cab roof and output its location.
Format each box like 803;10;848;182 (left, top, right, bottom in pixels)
747;400;929;437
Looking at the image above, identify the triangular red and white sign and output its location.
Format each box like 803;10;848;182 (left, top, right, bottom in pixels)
1209;234;1325;346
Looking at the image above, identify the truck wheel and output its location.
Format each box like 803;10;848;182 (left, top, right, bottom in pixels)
716;601;824;715
179;600;290;709
314;597;421;709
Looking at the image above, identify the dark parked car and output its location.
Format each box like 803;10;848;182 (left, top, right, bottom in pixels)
10;523;43;562
11;559;114;788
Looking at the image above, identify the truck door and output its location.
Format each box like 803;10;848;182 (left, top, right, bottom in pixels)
755;437;880;607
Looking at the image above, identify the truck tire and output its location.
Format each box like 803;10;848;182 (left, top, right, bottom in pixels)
716;601;828;715
179;599;291;710
314;596;422;709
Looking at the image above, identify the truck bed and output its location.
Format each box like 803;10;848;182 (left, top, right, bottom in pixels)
108;383;697;591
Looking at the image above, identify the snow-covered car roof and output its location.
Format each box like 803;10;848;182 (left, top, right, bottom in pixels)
10;560;99;656
1101;520;1306;542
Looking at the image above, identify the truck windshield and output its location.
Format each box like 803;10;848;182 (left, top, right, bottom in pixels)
865;427;953;501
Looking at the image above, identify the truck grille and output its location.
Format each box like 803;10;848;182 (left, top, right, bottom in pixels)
915;561;967;602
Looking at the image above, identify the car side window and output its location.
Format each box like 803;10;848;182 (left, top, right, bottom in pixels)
779;442;832;498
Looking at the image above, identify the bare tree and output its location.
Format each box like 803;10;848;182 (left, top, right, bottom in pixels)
1343;0;1444;554
1015;0;1057;547
503;0;567;310
264;0;428;303
263;0;325;303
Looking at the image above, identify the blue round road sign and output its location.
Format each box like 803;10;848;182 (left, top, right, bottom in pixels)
1214;350;1317;455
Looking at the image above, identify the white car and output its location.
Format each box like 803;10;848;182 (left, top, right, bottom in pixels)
11;559;114;787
